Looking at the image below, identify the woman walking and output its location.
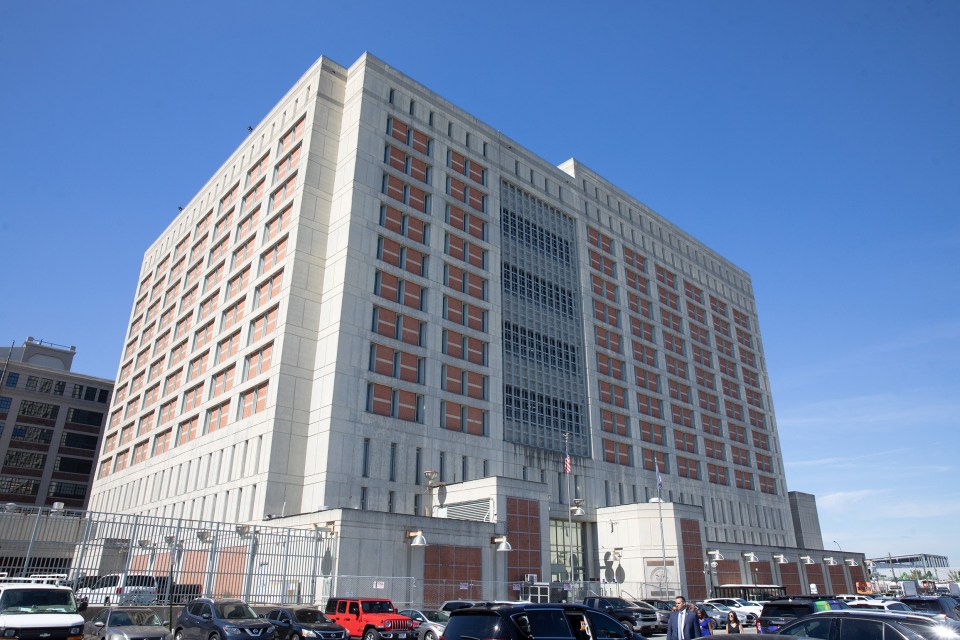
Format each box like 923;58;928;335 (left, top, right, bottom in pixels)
696;608;715;636
726;611;743;634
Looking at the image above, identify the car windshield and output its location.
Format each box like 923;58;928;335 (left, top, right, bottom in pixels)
763;604;809;617
295;609;331;623
0;588;78;614
425;611;451;623
732;599;750;607
708;603;731;612
111;610;163;626
216;602;259;619
362;601;397;614
603;598;635;609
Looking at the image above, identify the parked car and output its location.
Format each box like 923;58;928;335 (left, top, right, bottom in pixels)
756;596;849;633
84;606;171;640
441;602;634;640
76;573;159;605
703;597;761;623
836;594;881;605
694;602;728;629
400;609;450;640
582;596;657;635
630;600;667;633
324;597;418;640
777;608;960;640
173;598;274;640
849;600;917;613
267;606;348;640
900;596;960;621
638;599;672;631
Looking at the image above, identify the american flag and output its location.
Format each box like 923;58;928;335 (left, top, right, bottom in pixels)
564;443;571;474
656;466;663;490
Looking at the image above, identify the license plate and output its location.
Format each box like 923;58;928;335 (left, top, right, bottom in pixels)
398;634;407;638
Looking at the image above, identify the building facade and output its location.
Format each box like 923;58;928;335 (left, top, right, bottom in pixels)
0;338;111;509
88;53;866;601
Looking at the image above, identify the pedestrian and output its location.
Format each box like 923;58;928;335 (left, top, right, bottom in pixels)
726;611;743;634
696;608;715;636
667;596;701;640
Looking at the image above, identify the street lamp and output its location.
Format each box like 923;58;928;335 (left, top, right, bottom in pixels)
704;560;718;597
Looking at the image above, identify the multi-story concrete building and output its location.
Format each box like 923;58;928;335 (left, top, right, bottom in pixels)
0;338;111;509
89;52;865;601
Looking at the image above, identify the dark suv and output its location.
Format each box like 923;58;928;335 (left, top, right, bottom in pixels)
174;598;274;639
777;608;960;640
900;596;960;621
756;596;848;633
441;603;632;640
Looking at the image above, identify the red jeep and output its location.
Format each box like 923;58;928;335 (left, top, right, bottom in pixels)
325;597;418;640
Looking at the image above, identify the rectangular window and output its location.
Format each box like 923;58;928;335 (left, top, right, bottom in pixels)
362;437;371;478
389;442;397;482
237;382;269;419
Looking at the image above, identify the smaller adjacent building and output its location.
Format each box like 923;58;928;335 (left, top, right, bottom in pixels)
0;338;112;509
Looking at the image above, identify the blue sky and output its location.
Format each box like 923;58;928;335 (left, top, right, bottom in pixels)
1;1;957;568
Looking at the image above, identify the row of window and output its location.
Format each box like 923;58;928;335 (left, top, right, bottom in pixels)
125;200;291;394
500;208;573;266
502;264;578;318
503;322;580;374
2;374;109;404
100;381;269;478
0;475;88;499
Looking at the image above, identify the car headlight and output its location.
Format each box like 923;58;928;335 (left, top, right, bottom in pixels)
0;630;18;639
302;631;317;638
224;626;241;634
107;633;126;640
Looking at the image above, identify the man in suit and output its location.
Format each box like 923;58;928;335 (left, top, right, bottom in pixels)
667;596;700;640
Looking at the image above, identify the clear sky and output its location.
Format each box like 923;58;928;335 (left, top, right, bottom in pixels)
1;1;957;569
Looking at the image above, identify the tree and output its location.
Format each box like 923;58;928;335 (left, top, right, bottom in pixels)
904;569;934;580
948;570;960;582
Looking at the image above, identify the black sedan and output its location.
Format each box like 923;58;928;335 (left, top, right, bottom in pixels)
267;606;349;640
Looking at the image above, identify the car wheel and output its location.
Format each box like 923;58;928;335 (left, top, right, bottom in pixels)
364;629;381;640
746;614;756;625
291;634;301;640
210;633;222;640
619;619;633;632
425;631;437;640
174;631;184;640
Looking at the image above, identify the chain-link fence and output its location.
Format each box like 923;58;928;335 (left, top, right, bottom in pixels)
0;504;335;605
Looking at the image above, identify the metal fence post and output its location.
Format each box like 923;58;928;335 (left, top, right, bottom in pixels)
281;528;291;604
242;527;258;601
73;513;94;587
21;506;44;574
310;532;320;604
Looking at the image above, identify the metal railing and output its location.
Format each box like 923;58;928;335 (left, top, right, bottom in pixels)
0;504;335;605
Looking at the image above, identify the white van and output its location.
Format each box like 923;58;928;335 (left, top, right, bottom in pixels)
76;573;158;605
0;582;86;634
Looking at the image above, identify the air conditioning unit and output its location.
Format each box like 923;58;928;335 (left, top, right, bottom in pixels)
525;574;538;583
